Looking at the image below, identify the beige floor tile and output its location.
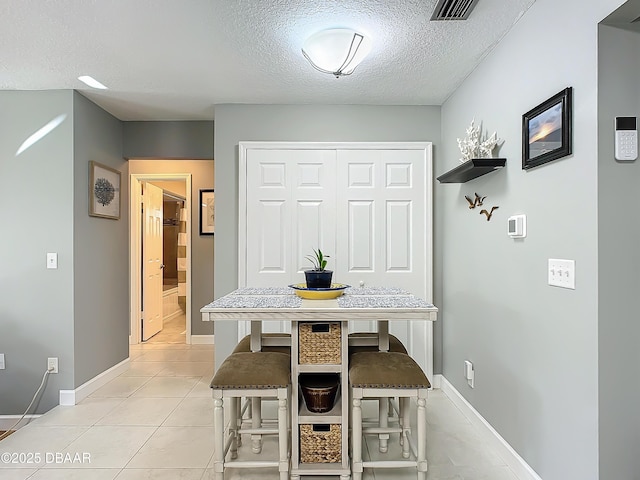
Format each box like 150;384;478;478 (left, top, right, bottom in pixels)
126;426;214;469
41;426;156;469
119;361;167;377
424;464;521;480
27;468;121;479
30;398;125;426
136;350;191;363
186;377;215;398
162;397;214;426
115;468;205;480
96;397;182;426
179;349;215;363
89;377;151;398
0;469;38;479
131;376;201;398
0;426;89;467
156;362;214;377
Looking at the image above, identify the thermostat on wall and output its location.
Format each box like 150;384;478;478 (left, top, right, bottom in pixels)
507;214;526;238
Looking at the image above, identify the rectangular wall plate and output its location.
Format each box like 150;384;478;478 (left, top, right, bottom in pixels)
548;259;575;289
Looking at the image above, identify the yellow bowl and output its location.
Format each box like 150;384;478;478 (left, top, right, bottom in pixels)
289;283;350;300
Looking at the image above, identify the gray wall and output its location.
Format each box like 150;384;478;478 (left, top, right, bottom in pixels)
213;104;442;371
0;93;214;415
128;159;215;336
73;92;129;387
597;22;640;480
439;0;624;479
0;91;73;413
0;91;129;412
123;121;214;159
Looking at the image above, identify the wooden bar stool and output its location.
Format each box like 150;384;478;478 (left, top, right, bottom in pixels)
232;333;291;452
349;332;408;453
210;351;291;480
349;351;430;480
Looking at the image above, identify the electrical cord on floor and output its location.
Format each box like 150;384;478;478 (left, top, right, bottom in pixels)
0;368;53;441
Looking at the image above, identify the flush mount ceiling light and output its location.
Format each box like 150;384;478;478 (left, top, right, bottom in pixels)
78;75;108;89
302;28;372;78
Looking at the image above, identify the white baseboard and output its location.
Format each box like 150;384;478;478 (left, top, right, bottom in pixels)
59;358;130;406
0;415;40;430
191;334;215;345
438;375;542;480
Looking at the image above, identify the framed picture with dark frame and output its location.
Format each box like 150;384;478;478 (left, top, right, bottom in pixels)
522;87;573;170
89;161;121;219
199;189;215;235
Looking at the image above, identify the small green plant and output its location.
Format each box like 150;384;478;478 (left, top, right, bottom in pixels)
305;248;330;271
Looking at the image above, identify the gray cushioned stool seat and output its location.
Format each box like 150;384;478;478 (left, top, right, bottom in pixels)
348;332;408;355
210;352;291;389
233;334;291;355
349;352;430;389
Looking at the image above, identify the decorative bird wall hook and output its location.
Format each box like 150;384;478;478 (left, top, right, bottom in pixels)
479;206;499;221
464;192;486;209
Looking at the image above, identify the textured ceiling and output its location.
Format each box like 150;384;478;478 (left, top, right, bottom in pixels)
0;0;535;121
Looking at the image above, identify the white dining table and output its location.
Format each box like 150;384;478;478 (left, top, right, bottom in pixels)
201;286;437;480
201;286;437;353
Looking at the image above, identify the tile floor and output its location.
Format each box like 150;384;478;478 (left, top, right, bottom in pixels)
0;338;522;480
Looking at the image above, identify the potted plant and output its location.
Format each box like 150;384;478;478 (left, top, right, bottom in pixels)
304;248;333;288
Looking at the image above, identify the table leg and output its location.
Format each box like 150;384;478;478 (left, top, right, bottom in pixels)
377;320;389;352
250;321;262;352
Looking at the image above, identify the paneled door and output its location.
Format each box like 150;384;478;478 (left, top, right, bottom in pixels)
142;182;164;341
335;148;429;353
239;142;433;377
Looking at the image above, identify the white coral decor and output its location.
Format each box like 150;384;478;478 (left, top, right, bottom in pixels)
457;119;500;163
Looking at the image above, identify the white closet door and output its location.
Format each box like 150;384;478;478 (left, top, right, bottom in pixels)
335;149;429;345
240;142;433;378
243;148;336;333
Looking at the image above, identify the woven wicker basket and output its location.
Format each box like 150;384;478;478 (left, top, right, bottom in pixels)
299;424;342;463
299;322;341;364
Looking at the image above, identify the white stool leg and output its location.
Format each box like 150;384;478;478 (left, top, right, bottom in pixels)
417;392;428;480
229;394;238;459
213;395;225;480
378;397;389;453
236;397;243;447
401;397;411;459
352;395;363;480
251;396;262;453
278;388;289;480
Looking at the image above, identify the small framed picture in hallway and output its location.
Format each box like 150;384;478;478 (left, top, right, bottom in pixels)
200;189;215;235
89;161;121;220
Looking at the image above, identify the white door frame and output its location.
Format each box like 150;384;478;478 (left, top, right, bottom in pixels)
238;141;434;379
130;173;192;345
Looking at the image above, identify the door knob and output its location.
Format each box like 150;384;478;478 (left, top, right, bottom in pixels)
160;264;165;269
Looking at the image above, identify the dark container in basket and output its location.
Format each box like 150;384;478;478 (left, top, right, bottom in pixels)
300;374;340;413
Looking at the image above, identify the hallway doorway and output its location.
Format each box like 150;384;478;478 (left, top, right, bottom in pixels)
130;173;192;345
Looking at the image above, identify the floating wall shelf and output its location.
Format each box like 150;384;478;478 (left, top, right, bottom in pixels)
437;158;506;184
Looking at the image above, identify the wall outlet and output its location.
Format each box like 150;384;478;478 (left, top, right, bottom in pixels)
464;360;474;388
0;353;5;370
47;357;58;374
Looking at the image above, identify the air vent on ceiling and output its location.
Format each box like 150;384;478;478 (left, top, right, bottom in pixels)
431;0;480;20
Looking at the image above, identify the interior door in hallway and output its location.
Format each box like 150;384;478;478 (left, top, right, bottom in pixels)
142;182;164;341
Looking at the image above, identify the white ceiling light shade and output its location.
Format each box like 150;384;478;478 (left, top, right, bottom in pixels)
302;28;372;77
78;75;108;89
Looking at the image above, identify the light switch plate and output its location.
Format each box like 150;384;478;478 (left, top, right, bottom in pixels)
47;252;58;269
0;353;5;370
548;259;575;289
